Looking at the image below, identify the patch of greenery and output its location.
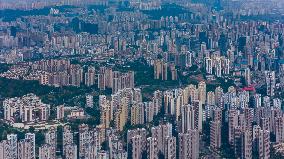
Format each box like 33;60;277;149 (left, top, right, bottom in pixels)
0;8;49;22
202;119;212;147
0;64;10;73
0;77;108;107
87;5;108;13
0;77;53;98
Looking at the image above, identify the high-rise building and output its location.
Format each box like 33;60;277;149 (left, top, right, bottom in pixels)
130;102;145;125
192;100;203;132
18;138;35;159
215;57;222;77
3;94;50;123
151;125;163;153
56;105;65;120
265;71;275;96
234;127;252;159
100;98;111;129
181;104;195;133
63;125;74;156
164;136;176;159
210;121;221;149
198;81;206;105
79;124;90;158
154;60;168;80
115;97;129;131
178;130;199;159
104;68;113;88
254;94;262;108
131;135;143;159
127;128;147;152
69;65;83;87
74;128;98;159
222;58;230;75
212;108;222;122
39;144;53;159
64;144;77;159
260;117;270;132
98;67;106;90
147;137;158;159
97;150;109;159
200;42;207;60
16;133;36;159
84;66;96;87
45;127;56;159
0;140;8;159
150;123;173;155
275;117;284;143
144;102;154;123
153;90;163;115
229;110;238;145
161;123;173;150
169;64;177;80
253;125;270;159
215;86;223;108
25;133;35;158
86;95;94;108
205;57;213;74
207;91;215;106
244;68;251;85
111;71;135;93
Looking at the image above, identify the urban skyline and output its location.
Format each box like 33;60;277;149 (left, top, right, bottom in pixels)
1;0;284;159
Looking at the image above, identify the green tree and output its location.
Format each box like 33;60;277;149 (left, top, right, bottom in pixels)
35;131;45;147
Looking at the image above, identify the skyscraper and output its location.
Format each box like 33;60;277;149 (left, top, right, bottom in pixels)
63;125;74;157
181;104;195;133
45;127;57;159
86;95;94;108
265;71;275;96
131;135;143;159
24;133;35;158
198;81;207;105
147;137;158;159
253;125;270;159
178;129;199;159
130;102;145;125
84;66;96;87
210;120;221;149
164;136;176;159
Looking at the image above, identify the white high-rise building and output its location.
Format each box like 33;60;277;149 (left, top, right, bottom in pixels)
64;144;77;159
7;134;18;159
181;104;195;133
25;133;35;158
198;81;207;105
63;125;74;156
265;71;275;96
205;57;213;74
215;57;222;77
244;68;251;85
45;127;56;159
86;95;94;108
18;139;35;159
39;144;53;159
